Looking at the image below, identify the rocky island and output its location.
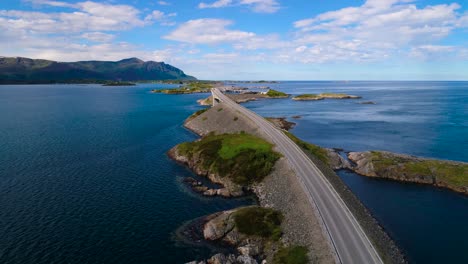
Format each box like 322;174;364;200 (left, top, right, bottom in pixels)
292;93;362;101
348;151;468;195
152;81;216;94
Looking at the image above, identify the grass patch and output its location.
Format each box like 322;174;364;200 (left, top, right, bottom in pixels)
153;81;214;94
217;108;223;112
370;151;468;187
273;246;309;264
294;94;320;99
284;131;329;165
187;108;208;120
234;207;283;240
178;133;281;185
266;89;288;97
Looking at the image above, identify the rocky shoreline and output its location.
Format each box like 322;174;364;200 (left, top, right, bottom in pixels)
165;92;468;263
347;151;467;195
172;103;336;263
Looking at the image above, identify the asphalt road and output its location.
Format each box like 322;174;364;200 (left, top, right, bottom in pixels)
212;88;383;264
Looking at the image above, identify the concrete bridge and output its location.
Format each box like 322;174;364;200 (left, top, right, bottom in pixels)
210;87;383;264
211;89;223;106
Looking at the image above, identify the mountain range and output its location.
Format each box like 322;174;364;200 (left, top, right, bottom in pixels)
0;57;195;84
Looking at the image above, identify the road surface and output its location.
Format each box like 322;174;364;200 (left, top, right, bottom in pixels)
212;88;383;264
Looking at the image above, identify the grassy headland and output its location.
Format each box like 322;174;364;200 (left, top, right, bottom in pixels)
371;151;468;188
177;132;281;185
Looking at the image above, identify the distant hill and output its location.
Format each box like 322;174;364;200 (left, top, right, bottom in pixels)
0;57;196;84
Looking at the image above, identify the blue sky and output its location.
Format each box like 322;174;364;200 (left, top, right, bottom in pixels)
1;0;468;80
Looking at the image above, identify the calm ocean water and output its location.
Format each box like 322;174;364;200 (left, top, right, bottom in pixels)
0;84;253;264
0;81;466;263
241;81;468;264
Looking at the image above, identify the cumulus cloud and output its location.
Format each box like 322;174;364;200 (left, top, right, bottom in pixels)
198;0;279;13
80;32;115;42
157;1;171;6
199;0;233;9
164;19;255;44
289;0;467;63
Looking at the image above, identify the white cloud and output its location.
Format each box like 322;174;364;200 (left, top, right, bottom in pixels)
157;1;171;6
239;0;280;13
199;0;233;9
81;32;115;42
289;0;466;63
144;10;177;26
0;2;148;34
164;19;255;44
198;0;279;13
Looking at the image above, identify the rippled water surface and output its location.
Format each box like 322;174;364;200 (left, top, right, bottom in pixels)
0;82;467;264
240;81;468;263
0;84;252;264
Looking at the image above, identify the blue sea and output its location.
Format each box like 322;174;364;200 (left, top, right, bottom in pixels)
0;81;467;263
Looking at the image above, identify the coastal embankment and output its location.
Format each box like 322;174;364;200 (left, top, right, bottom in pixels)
173;102;336;263
170;96;409;263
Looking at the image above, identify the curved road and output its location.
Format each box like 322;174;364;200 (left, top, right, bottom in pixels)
212;88;383;264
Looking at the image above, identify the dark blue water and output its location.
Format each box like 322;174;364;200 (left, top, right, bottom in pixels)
240;81;468;263
0;82;467;264
0;84;252;264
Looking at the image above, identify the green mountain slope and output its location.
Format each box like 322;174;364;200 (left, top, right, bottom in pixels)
0;57;196;84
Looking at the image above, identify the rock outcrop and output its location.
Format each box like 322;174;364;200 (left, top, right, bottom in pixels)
168;147;244;197
348;151;468;195
186;208;266;264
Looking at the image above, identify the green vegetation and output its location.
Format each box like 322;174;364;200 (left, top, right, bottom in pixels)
152;81;214;94
217;108;223;112
187;108;208;121
266;89;288;97
284;132;329;165
370;151;468;187
0;57;195;84
273;246;309;264
294;94;320;99
234;116;239;121
178;133;281;185
234;207;283;240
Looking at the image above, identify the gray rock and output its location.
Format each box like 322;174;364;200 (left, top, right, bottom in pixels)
236;255;258;264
